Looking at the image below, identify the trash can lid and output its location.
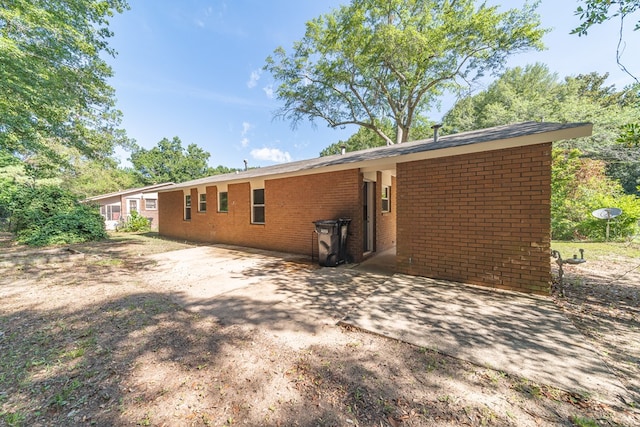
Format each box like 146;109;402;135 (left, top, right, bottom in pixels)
313;219;339;225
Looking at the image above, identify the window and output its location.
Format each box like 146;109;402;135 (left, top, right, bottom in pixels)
252;188;265;224
218;191;228;212
381;186;390;213
128;199;138;214
100;204;121;221
199;193;207;212
145;198;157;210
184;195;191;220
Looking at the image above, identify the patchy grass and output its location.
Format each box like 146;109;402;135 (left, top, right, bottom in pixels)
552;240;640;260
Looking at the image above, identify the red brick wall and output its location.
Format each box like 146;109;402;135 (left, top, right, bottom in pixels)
158;169;368;262
396;143;552;294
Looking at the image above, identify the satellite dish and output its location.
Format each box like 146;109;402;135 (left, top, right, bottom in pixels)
591;207;622;241
591;207;622;220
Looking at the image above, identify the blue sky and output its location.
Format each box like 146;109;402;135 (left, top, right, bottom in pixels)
106;1;640;169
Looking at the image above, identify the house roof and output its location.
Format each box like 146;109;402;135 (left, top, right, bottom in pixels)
86;182;175;202
159;121;593;192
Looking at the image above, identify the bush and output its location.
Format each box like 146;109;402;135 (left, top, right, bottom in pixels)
117;210;151;232
7;184;107;246
577;194;640;240
552;149;640;240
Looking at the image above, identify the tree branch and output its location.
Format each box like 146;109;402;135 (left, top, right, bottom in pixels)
616;12;639;83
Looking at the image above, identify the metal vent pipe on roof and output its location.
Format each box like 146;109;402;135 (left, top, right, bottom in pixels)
431;124;442;143
341;145;346;155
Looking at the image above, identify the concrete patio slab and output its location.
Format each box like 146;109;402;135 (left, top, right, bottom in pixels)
341;273;630;406
141;245;630;406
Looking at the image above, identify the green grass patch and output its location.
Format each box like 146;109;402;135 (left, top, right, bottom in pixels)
551;241;640;260
570;415;599;427
1;410;26;427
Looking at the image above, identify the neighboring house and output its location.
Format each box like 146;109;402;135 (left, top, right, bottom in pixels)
86;183;174;231
157;122;592;295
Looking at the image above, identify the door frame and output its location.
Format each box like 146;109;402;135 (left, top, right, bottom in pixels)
363;180;374;253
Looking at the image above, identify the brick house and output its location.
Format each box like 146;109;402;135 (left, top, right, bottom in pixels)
86;183;174;231
157;122;592;294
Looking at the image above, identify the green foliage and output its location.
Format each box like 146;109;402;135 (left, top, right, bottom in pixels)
578;193;640;240
5;185;106;246
320;117;437;156
130;136;215;184
572;1;640;82
117;210;151;233
607;161;640;195
570;414;599;427
572;0;640;35
61;158;143;198
617;123;640;147
0;0;130;165
443;65;640;196
443;65;640;158
551;149;640;240
444;64;560;132
265;0;546;145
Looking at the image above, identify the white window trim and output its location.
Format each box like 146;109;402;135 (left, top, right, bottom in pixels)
184;194;192;220
216;184;229;213
381;186;390;213
145;198;157;210
198;193;207;212
251;187;265;224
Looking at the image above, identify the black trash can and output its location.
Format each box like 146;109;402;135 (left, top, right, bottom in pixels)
313;218;351;267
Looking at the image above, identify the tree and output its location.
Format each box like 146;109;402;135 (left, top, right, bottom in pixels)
0;0;130;164
61;159;142;198
265;0;546;145
443;65;640;160
319;116;436;156
572;0;640;82
130;137;215;184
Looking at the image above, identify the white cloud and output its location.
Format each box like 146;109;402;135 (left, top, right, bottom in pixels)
262;84;274;99
241;137;249;147
247;69;261;88
250;147;291;163
241;121;252;136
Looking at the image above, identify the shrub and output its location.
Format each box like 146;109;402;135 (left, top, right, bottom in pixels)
117;210;151;232
552;148;640;240
7;184;107;246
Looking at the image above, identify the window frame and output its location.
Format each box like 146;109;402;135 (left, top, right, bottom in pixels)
218;191;228;213
184;194;192;220
145;198;157;210
381;186;391;213
128;199;138;214
101;204;121;221
251;188;265;224
198;193;207;212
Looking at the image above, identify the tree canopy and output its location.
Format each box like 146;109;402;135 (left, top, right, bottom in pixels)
442;64;640;160
130;137;217;185
0;0;129;164
265;0;546;145
319;116;435;156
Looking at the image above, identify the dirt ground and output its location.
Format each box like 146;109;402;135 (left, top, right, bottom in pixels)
1;233;639;426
